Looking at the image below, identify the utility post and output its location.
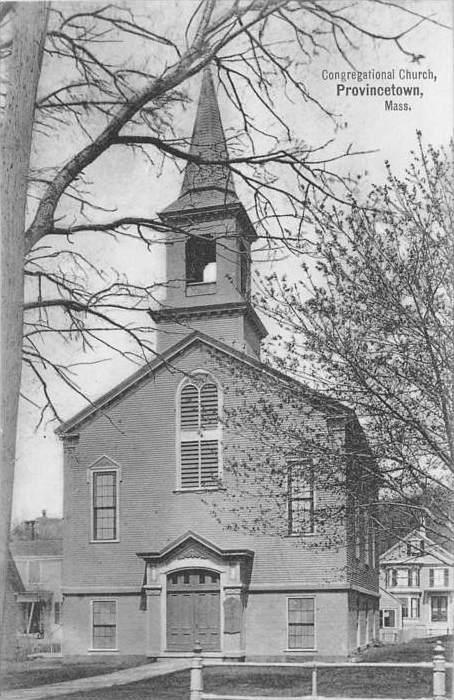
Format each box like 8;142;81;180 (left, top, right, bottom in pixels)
190;642;203;700
433;640;446;700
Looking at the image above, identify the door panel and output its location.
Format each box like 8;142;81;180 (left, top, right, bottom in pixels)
166;569;220;651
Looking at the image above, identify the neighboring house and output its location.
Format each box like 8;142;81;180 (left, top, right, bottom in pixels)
378;589;403;644
380;527;454;641
2;551;25;660
10;511;63;654
57;68;379;660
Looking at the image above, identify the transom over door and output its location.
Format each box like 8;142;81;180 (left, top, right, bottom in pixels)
167;569;220;651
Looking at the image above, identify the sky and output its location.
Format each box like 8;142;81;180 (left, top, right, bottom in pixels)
13;0;453;523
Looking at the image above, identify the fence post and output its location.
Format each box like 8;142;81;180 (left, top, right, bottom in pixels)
311;662;317;698
433;640;446;700
190;642;203;700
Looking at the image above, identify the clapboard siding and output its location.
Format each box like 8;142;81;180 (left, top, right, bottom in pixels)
63;340;376;595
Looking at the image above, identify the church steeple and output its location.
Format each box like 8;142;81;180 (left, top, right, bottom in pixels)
162;67;240;215
154;67;267;358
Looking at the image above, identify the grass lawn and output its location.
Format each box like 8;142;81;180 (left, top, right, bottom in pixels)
1;656;149;691
359;634;453;663
3;636;451;699
38;662;450;700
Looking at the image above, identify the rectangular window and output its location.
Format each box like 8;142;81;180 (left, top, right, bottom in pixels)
380;609;396;628
429;568;449;588
408;568;420;587
399;597;420;619
22;602;43;634
288;598;315;649
92;600;117;649
407;539;425;557
93;471;117;541
369;521;375;568
54;601;61;625
186;236;216;284
28;560;41;584
410;597;420;619
239;240;249;295
288;462;315;535
399;598;408;618
431;596;448;622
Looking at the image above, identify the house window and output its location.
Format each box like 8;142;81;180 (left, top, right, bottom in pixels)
354;504;361;560
288;462;315;535
399;597;408;618
92;600;117;649
388;568;419;587
239;240;249;295
407;539;425;557
28;560;41;584
179;377;221;489
21;602;43;634
399;596;420;619
288;598;315;649
369;520;376;568
186;236;216;284
54;601;61;625
429;568;449;588
92;470;118;541
380;609;396;628
410;597;420;618
431;596;448;622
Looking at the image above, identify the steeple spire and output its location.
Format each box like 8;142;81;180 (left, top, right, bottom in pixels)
162;67;239;214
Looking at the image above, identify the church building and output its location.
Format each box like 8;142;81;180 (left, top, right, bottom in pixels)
57;68;379;660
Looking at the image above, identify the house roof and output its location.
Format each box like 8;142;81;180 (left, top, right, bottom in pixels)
56;330;354;437
380;527;454;566
161;67;240;216
10;538;63;557
10;514;63;542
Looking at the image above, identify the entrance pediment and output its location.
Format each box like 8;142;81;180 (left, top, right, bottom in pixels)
137;531;254;567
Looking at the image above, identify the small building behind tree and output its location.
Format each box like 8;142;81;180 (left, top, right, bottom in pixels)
10;510;63;656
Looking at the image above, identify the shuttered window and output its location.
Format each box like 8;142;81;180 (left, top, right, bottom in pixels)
179;379;220;489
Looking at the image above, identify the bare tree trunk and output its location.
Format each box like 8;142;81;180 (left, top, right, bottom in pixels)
0;2;48;676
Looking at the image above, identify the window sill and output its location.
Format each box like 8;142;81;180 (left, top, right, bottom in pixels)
88;648;119;653
89;539;120;544
284;648;316;653
186;281;216;297
173;487;225;493
286;532;317;538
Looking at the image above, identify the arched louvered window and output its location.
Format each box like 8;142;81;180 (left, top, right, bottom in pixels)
179;376;221;489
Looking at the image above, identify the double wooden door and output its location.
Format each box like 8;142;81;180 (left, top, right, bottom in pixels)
167;569;220;651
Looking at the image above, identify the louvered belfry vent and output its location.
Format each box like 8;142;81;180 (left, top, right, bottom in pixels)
179;378;220;489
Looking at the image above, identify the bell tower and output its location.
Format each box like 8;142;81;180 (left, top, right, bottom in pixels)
152;67;267;358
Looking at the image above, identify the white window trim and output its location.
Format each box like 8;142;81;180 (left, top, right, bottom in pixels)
87;457;121;543
287;460;317;537
286;596;316;652
89;598;118;652
176;371;223;491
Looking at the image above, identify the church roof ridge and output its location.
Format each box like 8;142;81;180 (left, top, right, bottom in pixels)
55;331;353;437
